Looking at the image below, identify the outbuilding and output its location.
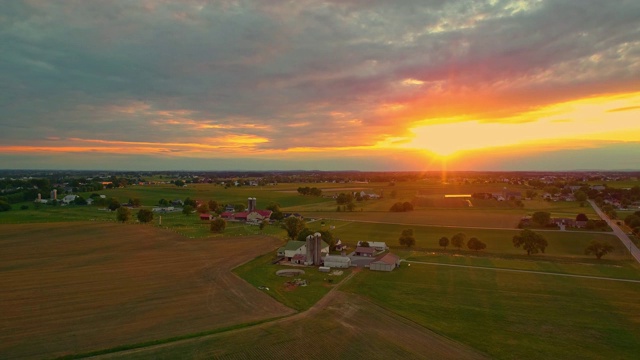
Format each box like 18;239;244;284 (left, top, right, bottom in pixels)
354;246;376;257
370;253;400;272
323;255;351;268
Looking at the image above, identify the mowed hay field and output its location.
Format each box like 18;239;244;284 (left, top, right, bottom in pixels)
0;223;294;359
98;291;488;360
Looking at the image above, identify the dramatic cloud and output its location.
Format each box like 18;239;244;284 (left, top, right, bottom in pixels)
1;0;639;170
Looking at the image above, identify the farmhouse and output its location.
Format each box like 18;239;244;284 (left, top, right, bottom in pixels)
323;255;351;268
200;213;212;221
370;253;400;272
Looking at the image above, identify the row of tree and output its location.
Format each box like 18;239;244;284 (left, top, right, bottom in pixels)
437;233;487;252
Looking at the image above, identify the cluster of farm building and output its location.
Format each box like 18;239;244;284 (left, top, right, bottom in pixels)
277;234;400;272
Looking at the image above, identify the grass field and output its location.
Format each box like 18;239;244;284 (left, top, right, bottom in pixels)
0;223;294;359
341;263;640;360
305;219;627;259
97;291;488;360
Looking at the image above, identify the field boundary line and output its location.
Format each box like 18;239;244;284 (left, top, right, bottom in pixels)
403;260;640;283
320;217;615;234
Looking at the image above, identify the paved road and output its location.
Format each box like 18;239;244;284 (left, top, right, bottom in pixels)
589;200;640;263
403;260;640;283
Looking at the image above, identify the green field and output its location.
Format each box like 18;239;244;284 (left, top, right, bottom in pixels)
341;263;640;360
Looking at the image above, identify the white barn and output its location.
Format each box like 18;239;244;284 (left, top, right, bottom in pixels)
370;253;400;272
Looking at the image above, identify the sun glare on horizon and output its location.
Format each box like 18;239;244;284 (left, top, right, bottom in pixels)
403;92;640;158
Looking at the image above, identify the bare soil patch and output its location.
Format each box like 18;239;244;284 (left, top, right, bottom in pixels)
0;222;294;359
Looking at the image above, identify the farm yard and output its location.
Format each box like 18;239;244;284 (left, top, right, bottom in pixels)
0;223;294;359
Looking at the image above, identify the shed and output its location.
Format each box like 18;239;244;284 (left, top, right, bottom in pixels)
370;253;400;272
354;246;376;257
199;213;212;221
323;255;351;268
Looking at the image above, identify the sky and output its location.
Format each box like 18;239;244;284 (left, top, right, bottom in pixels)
1;0;640;171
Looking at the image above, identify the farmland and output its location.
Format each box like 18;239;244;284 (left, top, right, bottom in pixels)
341;262;640;360
0;223;294;359
96;291;488;360
1;178;639;359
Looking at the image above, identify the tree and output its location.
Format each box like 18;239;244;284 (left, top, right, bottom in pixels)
197;203;209;214
266;202;284;220
576;213;589;222
532;211;551;227
130;198;142;207
574;191;588;206
399;229;416;248
174;180;185;187
137;209;154;223
108;198;121;211
584;241;614;260
360;241;370;247
467;237;486;252
158;198;170;207
512;229;548;255
183;197;197;208
234;203;246;212
438;236;449;250
281;216;306;240
451;233;466;250
0;200;11;212
259;219;269;230
208;200;219;213
346;202;356;212
210;218;226;233
116;207;131;223
182;205;194;215
336;193;354;205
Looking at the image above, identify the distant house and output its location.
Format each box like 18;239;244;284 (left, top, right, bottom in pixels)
200;213;212;221
247;210;272;223
370;253;400;272
334;239;346;251
357;241;388;252
220;211;235;219
552;218;576;228
575;213;589;228
354;246;376;257
61;195;78;204
505;191;522;200
323;255;351;268
171;199;184;206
